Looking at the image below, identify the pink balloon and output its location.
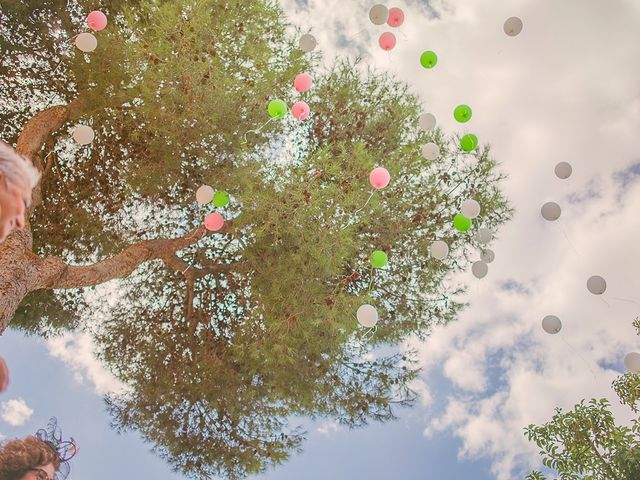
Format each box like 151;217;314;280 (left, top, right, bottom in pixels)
378;32;396;51
293;73;313;93
369;167;390;190
204;213;224;231
387;7;405;27
87;11;108;31
291;101;310;120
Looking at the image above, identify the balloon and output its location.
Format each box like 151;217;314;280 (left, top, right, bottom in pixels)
299;34;317;52
453;104;472;123
357;304;379;328
293;73;313;93
268;99;288;119
379;32;396;51
369;4;389;25
504;17;523;36
555;162;572;179
370;250;388;269
387;7;404;27
480;249;495;263
460;133;478;152
420;50;438;68
419;113;436;131
75;32;98;52
541;201;561;221
453;213;472;232
624;352;640;373
87;10;107;31
461;199;481;219
430;240;449;260
196;185;214;204
204;212;224;231
586;275;607;295
0;356;8;394
475;227;493;244
369;167;390;190
72;125;95;145
421;142;440;161
213;191;230;208
291;101;310;120
542;315;562;334
472;261;488;279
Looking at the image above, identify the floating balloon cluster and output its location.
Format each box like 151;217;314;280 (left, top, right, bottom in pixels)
368;4;405;51
196;185;229;232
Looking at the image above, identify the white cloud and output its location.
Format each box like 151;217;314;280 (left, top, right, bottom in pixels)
1;398;34;426
317;420;342;437
46;332;126;396
278;0;640;478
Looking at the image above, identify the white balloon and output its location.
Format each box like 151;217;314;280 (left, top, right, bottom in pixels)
369;4;388;25
504;17;523;36
196;185;214;204
586;275;607;295
624;352;640;373
430;240;449;260
542;315;562;334
299;34;317;52
418;113;437;131
471;261;488;279
555;162;573;179
541;201;561;221
480;249;495;263
461;199;481;219
475;227;493;244
357;304;378;328
72;125;95;145
75;32;98;52
421;142;440;161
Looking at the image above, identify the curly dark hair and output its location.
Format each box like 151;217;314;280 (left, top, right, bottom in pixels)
0;435;61;480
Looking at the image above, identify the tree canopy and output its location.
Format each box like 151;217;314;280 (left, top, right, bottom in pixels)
0;0;510;478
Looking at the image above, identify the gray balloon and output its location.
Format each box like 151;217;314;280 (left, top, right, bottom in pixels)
369;4;388;25
480;249;495;263
299;34;317;52
471;261;488;279
504;17;523;36
555;162;573;179
624;352;640;373
586;275;607;295
541;201;561;221
542;315;562;334
475;227;493;244
418;113;437;131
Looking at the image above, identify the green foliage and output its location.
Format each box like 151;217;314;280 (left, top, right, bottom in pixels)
2;0;511;478
526;318;640;480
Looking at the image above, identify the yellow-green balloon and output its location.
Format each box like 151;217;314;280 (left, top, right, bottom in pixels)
268;99;288;119
213;191;230;208
460;134;478;152
453;213;472;232
370;250;388;269
420;50;438;68
454;104;472;123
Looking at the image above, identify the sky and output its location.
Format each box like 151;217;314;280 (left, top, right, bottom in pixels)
2;0;640;479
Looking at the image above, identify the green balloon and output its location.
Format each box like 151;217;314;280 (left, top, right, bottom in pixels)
454;104;472;123
460;134;478;152
213;191;230;208
370;250;388;269
268;99;288;119
420;50;438;69
453;213;472;232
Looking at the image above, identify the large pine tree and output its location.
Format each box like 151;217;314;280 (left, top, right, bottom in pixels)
1;0;510;477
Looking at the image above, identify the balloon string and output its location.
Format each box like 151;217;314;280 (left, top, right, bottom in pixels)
612;297;640;305
353;190;376;215
368;266;375;292
346;29;367;42
242;118;274;144
599;296;611;308
560;335;598;381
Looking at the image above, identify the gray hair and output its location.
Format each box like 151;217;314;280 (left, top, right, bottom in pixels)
0;141;41;191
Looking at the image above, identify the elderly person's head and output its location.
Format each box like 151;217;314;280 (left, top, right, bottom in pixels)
0;141;41;243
